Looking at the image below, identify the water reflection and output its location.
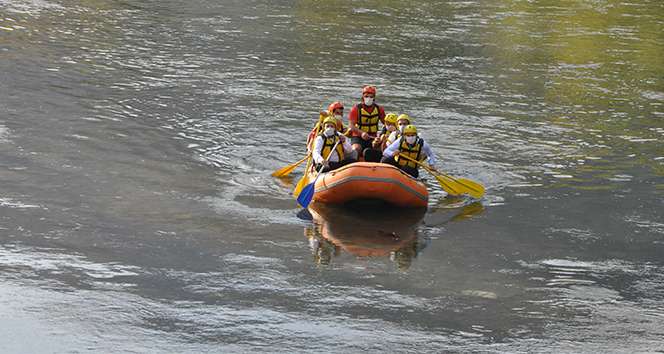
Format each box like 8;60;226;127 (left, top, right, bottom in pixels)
423;197;486;227
3;0;663;351
304;202;426;269
304;200;485;269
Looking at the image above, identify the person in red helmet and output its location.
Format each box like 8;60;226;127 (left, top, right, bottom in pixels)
307;101;351;153
326;101;347;133
347;85;385;162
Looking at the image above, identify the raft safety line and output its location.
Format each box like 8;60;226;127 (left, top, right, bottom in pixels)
316;175;428;202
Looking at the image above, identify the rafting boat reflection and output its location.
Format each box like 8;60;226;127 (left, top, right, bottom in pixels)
304;202;427;269
304;200;486;269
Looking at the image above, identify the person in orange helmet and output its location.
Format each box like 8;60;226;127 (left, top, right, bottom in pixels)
307;101;353;156
325;101;348;133
347;85;385;162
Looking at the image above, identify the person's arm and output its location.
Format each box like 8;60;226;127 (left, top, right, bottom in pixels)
312;136;324;164
421;140;436;166
347;105;369;138
383;139;401;158
307;126;318;151
372;135;384;149
378;105;386;124
380;132;392;150
386;131;397;146
347;105;359;134
341;134;353;154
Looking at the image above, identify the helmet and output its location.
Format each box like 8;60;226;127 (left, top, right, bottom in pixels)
397;113;411;124
327;101;344;114
362;85;376;96
403;124;417;135
323;117;338;127
384;113;398;125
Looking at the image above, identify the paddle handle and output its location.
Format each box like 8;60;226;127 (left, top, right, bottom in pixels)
398;153;485;198
314;140;341;174
397;153;429;168
297;141;342;208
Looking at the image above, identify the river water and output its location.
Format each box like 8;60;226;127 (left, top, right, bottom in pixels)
1;0;663;352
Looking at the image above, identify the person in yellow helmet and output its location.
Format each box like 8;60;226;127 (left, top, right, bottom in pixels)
312;117;355;172
379;112;399;137
381;124;436;178
385;113;412;148
372;112;399;151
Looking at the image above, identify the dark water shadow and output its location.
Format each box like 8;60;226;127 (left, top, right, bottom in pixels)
302;199;486;269
304;201;427;269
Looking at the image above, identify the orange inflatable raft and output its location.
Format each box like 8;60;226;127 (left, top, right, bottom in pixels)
308;162;428;208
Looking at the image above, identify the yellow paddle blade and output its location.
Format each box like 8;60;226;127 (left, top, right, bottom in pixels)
293;174;309;197
433;173;464;196
433;171;484;199
452;177;485;199
271;156;307;177
418;164;463;196
293;157;313;197
434;171;485;199
397;153;485;199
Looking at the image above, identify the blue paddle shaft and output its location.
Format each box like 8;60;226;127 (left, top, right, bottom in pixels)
297;140;341;208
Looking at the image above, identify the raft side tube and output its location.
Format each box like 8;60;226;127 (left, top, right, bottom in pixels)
312;162;428;208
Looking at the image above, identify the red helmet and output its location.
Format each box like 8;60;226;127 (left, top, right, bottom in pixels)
327;101;344;114
362;85;376;96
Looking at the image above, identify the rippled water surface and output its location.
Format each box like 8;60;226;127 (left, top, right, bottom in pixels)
1;0;663;352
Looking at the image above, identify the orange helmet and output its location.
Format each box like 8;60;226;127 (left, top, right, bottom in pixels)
362;85;376;96
327;101;344;114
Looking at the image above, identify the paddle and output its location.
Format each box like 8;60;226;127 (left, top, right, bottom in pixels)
271;154;309;177
397;153;485;199
296;141;341;208
433;169;485;199
292;155;313;197
290;112;334;181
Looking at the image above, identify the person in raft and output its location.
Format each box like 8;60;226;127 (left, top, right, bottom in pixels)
347;85;385;162
307;101;349;150
372;112;398;151
385;113;412;148
380;124;436;178
312;117;355;173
